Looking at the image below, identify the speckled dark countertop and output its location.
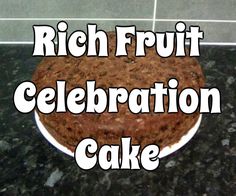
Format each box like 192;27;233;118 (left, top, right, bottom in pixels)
0;46;235;196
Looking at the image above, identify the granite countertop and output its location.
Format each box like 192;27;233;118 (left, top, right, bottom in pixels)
0;46;235;196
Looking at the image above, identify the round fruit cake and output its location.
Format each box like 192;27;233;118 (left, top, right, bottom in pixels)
32;32;205;152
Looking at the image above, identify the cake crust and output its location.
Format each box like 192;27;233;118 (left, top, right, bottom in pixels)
32;32;205;151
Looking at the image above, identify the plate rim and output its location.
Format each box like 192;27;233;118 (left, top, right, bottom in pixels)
34;111;202;158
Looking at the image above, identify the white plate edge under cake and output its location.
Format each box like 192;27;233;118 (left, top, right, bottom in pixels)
34;111;202;158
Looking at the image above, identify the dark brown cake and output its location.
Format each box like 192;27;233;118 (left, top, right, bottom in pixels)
32;32;205;152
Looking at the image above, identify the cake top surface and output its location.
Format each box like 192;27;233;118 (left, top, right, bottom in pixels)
33;32;205;92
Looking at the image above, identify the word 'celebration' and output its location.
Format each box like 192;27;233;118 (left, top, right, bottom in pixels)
14;79;221;115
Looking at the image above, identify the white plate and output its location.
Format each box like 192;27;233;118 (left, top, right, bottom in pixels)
35;111;202;158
